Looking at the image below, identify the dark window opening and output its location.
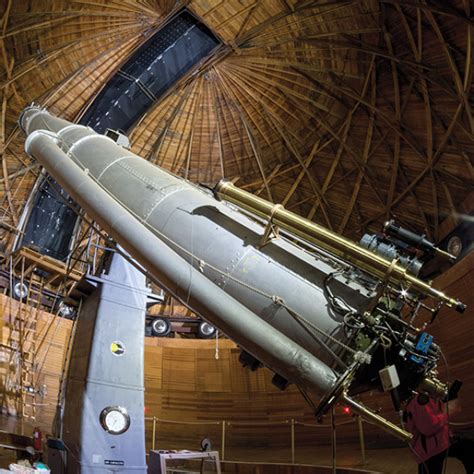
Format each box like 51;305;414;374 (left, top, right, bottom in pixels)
80;10;220;134
20;176;79;262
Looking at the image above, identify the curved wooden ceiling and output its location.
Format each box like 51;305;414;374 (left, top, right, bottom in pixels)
0;0;472;249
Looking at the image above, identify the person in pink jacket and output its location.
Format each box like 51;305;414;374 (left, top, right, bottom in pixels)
404;394;474;473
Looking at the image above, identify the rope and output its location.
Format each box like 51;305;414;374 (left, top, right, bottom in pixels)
227;420;289;426
146;418;221;426
280;301;357;356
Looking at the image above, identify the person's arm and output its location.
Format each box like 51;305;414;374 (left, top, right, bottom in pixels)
413;400;448;436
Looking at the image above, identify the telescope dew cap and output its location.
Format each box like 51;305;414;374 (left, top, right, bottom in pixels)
213;179;231;200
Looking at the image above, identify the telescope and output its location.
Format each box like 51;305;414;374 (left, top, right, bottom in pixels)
20;105;466;442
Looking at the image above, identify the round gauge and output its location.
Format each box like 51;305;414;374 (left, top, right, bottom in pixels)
99;406;130;435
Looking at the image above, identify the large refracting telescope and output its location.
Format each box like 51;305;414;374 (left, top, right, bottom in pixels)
20;106;466;442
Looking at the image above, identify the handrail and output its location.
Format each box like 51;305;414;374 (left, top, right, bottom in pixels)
143;414;368;465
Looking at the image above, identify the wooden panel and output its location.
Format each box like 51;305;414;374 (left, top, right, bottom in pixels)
421;252;474;425
358;253;474;444
0;294;72;431
146;344;163;391
196;348;232;392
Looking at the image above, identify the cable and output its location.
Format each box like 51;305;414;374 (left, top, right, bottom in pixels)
381;320;437;365
281;302;352;367
282;303;354;356
323;272;356;316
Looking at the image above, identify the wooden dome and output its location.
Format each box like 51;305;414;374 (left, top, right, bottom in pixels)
0;0;472;248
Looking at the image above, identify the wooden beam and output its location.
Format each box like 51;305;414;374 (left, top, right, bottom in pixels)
213;68;274;200
380;0;473;25
281;139;320;207
235;1;261;40
210;68;251;177
424;9;474;134
259;106;334;229
0;1;19;228
184;77;204;179
148;82;197;165
210;72;226;179
306;48;375;222
297;36;458;99
338;64;376;234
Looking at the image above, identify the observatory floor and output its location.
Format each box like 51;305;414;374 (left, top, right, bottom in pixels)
0;444;466;472
226;445;465;474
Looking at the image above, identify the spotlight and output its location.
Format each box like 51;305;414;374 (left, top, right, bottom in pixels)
271;373;289;391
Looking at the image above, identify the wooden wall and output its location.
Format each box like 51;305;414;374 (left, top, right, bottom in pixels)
420;252;474;427
144;338;339;452
353;251;474;445
0;294;73;432
219;461;381;474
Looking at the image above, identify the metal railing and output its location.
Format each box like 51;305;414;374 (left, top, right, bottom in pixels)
144;413;368;468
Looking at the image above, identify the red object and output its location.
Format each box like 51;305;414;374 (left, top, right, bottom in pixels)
33;426;42;451
404;396;449;464
343;406;351;415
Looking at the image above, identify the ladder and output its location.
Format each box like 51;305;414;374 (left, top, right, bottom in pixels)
2;256;44;421
19;268;44;421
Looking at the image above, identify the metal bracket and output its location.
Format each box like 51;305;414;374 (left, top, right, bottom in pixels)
258;204;283;248
365;257;399;316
